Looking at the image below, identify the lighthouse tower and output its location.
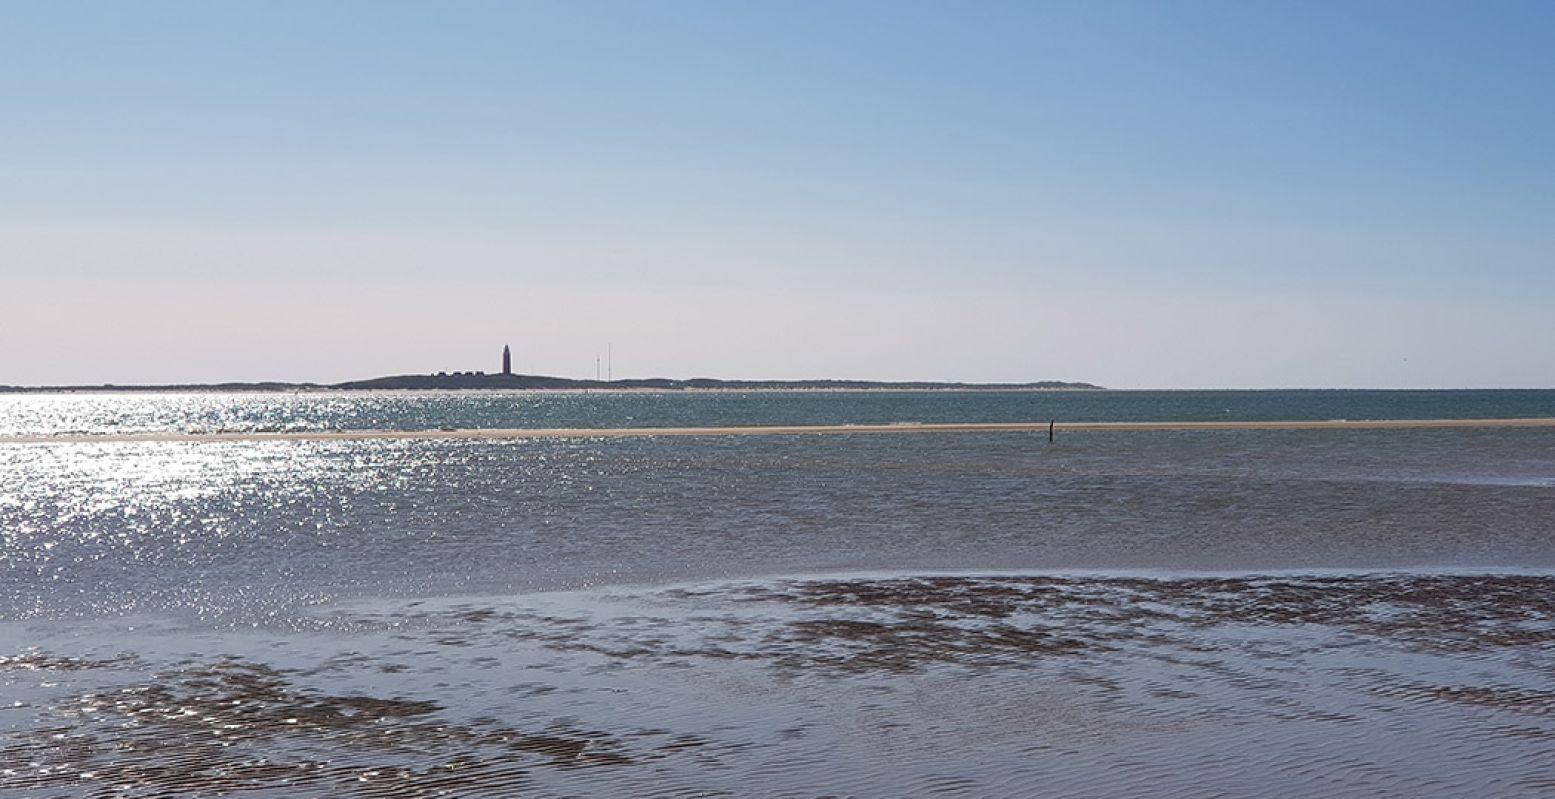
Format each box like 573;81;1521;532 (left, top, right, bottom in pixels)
501;345;512;376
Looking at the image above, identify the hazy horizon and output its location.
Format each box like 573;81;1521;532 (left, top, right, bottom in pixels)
5;2;1552;389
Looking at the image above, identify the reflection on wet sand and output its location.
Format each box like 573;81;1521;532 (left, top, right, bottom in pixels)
2;659;684;796
5;573;1555;797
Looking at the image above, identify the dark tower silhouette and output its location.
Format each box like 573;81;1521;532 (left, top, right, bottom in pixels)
502;345;512;376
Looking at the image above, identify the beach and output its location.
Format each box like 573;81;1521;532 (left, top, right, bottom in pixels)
7;572;1555;797
4;390;1555;796
12;0;1554;792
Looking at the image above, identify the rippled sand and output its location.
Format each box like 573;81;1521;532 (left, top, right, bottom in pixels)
5;572;1555;797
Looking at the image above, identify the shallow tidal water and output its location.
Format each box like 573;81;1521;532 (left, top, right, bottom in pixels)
6;573;1555;798
3;392;1555;797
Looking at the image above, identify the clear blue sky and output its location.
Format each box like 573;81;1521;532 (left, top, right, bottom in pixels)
4;1;1552;387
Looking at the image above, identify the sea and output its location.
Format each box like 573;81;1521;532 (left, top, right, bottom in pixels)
3;389;1555;797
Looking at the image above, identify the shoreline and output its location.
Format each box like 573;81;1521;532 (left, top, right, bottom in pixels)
0;385;1100;397
5;386;1554;397
5;417;1555;444
0;383;1103;396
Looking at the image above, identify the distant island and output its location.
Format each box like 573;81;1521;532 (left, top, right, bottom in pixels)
0;344;1101;393
0;373;1103;393
336;373;1103;391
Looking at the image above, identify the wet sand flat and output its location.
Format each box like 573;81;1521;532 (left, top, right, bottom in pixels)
5;416;1555;444
6;572;1555;798
6;393;1555;796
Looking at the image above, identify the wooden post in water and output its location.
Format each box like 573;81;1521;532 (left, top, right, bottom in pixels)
1048;420;1055;443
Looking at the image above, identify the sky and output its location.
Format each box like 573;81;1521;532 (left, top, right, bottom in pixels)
3;0;1553;388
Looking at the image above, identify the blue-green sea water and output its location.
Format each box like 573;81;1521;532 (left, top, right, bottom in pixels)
4;390;1555;797
1;388;1552;436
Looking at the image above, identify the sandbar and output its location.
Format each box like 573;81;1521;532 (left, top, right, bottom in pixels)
4;417;1555;444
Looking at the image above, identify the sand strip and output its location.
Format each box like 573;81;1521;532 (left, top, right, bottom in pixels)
3;417;1555;444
